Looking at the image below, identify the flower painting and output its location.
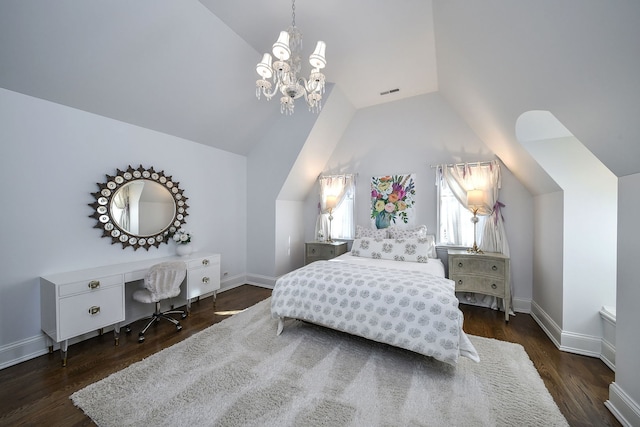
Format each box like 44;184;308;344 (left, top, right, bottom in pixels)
370;174;416;229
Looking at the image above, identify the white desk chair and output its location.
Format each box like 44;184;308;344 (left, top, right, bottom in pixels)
133;261;187;343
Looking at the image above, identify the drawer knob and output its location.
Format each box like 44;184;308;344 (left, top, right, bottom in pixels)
202;277;210;284
88;306;101;315
492;265;498;271
202;259;210;266
311;248;316;254
88;280;100;289
491;283;497;289
458;262;463;268
457;279;463;285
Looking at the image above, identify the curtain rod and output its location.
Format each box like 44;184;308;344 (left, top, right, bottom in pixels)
429;160;497;169
317;173;358;180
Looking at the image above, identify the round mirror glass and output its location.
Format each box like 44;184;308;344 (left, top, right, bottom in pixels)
109;181;176;237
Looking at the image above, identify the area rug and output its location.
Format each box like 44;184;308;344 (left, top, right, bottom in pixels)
71;298;568;426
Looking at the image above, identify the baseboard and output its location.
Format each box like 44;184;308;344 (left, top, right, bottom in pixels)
531;300;616;364
605;382;640;427
600;306;616;371
511;296;531;314
245;273;277;289
0;334;50;370
559;330;602;358
530;300;562;348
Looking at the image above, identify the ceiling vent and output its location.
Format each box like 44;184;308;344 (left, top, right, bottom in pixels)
380;88;400;96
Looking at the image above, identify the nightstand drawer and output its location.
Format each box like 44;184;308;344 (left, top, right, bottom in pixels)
451;274;506;296
449;256;505;278
305;242;347;264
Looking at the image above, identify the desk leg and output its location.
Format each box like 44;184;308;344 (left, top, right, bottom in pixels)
186;298;191;315
114;324;120;346
61;340;68;367
213;291;217;308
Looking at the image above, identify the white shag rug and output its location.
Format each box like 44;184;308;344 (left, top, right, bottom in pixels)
71;298;568;426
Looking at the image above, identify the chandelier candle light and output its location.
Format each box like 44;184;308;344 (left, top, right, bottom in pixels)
467;189;485;254
255;0;327;115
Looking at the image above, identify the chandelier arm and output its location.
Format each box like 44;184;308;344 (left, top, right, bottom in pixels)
262;79;281;99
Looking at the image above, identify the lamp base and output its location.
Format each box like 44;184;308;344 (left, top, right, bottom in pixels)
467;243;483;254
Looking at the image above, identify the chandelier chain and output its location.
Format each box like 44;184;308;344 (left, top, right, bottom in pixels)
291;0;296;27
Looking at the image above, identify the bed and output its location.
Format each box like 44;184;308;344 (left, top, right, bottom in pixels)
271;234;480;366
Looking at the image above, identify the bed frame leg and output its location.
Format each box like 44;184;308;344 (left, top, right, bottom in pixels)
277;318;284;336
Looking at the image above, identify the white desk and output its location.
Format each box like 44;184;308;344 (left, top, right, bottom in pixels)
40;252;220;366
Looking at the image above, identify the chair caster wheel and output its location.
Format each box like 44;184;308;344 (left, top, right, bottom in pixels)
138;335;145;343
125;326;131;334
181;313;187;319
176;324;183;331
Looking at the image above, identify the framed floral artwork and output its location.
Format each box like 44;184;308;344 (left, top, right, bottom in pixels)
370;174;416;229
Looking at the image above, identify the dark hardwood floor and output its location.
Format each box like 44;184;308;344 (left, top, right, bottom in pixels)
0;285;619;427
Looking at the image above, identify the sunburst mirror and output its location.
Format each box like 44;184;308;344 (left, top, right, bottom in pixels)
89;165;188;250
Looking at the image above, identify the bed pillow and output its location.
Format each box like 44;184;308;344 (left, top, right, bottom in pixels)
355;225;388;240
351;238;430;263
387;224;427;239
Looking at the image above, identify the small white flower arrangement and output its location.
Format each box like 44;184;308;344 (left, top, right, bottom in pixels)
172;229;192;245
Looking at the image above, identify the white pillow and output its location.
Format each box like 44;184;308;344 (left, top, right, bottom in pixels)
387;224;427;239
355;225;388;240
351;238;430;263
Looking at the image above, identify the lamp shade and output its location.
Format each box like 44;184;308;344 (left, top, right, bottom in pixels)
256;53;273;78
467;189;485;208
325;195;337;210
309;41;327;69
272;31;291;61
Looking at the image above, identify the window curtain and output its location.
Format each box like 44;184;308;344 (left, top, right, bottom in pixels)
438;160;512;313
316;174;355;241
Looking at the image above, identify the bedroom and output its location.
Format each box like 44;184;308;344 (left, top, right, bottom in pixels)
0;1;638;426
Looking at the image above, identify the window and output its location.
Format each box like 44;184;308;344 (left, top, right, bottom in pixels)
330;185;355;239
437;177;485;246
318;174;356;240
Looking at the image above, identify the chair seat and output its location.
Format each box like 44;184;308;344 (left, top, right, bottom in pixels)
131;261;188;343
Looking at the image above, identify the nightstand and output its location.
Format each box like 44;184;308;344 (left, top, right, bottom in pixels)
305;241;348;265
447;249;511;322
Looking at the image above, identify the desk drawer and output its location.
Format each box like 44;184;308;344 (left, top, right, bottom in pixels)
58;284;124;340
187;255;220;270
59;274;123;297
187;266;219;299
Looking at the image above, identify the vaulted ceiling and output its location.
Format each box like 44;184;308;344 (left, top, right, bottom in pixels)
1;0;639;195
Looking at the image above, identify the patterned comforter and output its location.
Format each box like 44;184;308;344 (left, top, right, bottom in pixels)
271;260;479;366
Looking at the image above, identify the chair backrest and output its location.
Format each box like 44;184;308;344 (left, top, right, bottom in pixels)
144;261;187;301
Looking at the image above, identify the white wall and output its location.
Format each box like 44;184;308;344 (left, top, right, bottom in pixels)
0;88;247;367
607;173;640;426
522;135;617;355
275;200;305;277
531;191;564;343
304;93;534;309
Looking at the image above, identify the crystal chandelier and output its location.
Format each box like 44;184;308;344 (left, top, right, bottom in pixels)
255;0;327;115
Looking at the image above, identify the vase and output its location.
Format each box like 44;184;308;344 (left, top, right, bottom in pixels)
375;211;391;229
176;243;193;257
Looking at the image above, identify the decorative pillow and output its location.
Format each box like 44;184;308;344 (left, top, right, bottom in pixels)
387;224;427;239
355;225;388;240
351;238;431;263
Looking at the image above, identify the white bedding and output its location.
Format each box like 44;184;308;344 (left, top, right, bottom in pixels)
271;253;479;366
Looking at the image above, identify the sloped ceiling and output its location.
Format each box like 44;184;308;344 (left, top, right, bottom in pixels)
1;0;639;195
0;0;436;156
434;0;640;194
